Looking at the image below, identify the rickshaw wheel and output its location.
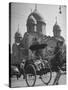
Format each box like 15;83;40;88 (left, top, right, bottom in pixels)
25;64;36;87
40;62;52;85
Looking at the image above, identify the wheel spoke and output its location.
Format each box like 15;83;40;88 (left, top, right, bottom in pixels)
26;74;35;85
25;64;36;87
41;72;51;82
27;74;35;80
40;63;52;85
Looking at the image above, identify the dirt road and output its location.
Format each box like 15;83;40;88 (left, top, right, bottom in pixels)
11;72;66;88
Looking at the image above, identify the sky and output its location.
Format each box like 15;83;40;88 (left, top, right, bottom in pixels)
11;3;66;47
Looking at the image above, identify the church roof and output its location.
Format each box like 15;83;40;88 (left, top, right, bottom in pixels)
53;16;61;32
27;9;46;25
53;23;61;32
15;32;21;38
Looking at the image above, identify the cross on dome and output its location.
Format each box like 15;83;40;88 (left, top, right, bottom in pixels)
34;4;37;11
55;16;57;25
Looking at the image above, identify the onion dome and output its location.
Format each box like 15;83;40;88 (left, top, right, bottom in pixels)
15;32;21;39
26;7;46;26
15;32;22;43
53;16;61;32
53;23;61;32
15;25;22;43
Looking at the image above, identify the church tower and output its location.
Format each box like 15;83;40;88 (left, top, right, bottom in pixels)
53;17;61;37
53;16;64;42
26;4;46;35
14;24;22;44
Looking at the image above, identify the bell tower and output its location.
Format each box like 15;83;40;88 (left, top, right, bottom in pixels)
53;16;61;37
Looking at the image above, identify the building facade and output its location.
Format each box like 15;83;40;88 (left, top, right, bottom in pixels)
11;6;65;64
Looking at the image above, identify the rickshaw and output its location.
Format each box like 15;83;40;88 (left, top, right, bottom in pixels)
24;44;52;87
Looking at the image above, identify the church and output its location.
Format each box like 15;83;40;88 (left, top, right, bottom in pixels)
11;5;65;65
